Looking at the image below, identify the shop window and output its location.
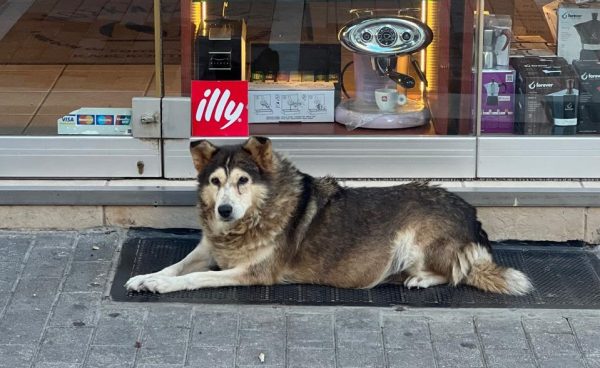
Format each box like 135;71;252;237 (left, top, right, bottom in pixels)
480;0;600;136
172;0;479;136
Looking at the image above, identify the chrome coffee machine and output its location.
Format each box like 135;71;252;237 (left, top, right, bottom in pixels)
195;18;246;80
336;10;433;129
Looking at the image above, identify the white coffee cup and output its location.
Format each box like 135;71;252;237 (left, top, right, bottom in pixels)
374;88;408;112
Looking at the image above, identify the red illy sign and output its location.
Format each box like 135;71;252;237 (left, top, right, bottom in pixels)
191;80;249;137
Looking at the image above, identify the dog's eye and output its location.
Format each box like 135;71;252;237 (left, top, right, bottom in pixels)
210;177;220;186
238;176;249;185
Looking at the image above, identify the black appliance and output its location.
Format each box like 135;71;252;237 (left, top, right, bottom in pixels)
195;18;246;80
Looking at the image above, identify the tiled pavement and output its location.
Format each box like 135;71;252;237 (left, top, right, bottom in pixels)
1;229;600;368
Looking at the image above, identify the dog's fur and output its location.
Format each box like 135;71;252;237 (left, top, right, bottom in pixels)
125;137;532;295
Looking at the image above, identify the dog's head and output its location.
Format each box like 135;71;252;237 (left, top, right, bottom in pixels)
190;136;274;226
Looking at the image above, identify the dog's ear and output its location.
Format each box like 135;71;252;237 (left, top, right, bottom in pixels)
243;136;273;172
190;140;218;173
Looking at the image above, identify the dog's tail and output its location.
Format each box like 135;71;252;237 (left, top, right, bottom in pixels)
452;243;532;295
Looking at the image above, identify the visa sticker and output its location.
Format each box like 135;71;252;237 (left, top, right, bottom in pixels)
61;115;77;124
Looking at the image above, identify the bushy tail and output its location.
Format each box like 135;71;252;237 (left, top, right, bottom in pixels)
454;243;532;295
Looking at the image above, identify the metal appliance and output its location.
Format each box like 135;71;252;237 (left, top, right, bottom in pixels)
335;10;433;129
194;18;246;81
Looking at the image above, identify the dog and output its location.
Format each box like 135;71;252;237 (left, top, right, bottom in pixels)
125;136;532;295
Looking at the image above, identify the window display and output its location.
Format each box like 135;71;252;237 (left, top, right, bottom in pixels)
483;0;600;136
181;0;477;136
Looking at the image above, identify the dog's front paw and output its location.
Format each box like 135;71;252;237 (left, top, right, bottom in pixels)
139;275;180;293
125;274;153;291
126;274;185;294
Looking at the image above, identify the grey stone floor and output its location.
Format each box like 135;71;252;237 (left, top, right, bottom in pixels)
1;228;600;368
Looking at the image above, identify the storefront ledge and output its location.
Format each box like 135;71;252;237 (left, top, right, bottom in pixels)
1;180;600;207
0;205;597;244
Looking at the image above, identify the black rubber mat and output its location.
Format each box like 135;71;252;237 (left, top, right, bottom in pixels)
110;229;600;308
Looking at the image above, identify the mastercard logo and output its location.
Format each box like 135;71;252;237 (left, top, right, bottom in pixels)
77;115;95;125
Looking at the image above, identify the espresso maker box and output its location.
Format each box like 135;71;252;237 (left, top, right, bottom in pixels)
557;3;600;64
248;82;335;123
512;57;579;135
480;69;516;133
573;60;600;133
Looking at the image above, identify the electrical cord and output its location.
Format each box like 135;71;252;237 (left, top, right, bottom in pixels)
340;61;354;99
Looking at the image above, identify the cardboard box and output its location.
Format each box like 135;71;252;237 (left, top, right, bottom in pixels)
512;57;579;135
573;60;600;133
57;108;132;135
481;69;516;133
557;2;600;64
248;82;335;123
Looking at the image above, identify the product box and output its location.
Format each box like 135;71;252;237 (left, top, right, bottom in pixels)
573;60;600;133
557;2;600;64
511;35;556;58
248;82;334;123
480;69;516;133
512;57;579;135
57;108;132;135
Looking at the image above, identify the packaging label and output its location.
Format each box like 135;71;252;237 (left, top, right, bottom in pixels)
191;80;249;137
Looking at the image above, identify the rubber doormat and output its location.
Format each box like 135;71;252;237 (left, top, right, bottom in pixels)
110;229;600;308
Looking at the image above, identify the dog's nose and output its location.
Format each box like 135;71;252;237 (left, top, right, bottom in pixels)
218;204;233;218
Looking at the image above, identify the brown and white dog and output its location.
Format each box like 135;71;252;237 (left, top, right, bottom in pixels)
125;136;532;295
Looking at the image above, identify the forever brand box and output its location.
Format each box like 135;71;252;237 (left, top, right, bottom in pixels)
557;3;600;64
512;57;579;135
573;60;600;133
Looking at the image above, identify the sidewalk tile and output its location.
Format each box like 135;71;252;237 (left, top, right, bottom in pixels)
287;348;335;368
186;346;235;368
0;344;36;368
382;317;431;350
93;308;145;346
336;342;384;368
0;234;31;262
191;311;238;347
63;261;111;292
529;332;580;358
73;230;120;262
21;247;71;279
335;309;380;331
287;314;334;349
0;309;49;344
138;326;189;365
237;345;285;366
386;348;436;368
38;327;93;363
84;345;136;368
48;292;101;327
10;277;61;311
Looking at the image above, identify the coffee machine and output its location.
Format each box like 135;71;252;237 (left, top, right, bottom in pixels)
195;18;246;81
335;10;433;129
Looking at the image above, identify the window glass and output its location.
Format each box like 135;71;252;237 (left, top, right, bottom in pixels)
0;0;160;136
481;0;600;136
172;0;479;136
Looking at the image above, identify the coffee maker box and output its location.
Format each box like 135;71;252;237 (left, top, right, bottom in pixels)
512;57;579;135
557;3;600;64
480;69;516;133
573;60;600;133
248;82;335;123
